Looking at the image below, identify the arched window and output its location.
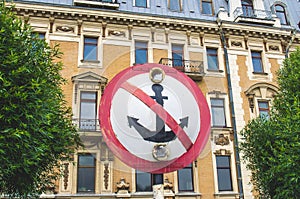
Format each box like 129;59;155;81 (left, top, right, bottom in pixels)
275;4;288;25
241;0;254;17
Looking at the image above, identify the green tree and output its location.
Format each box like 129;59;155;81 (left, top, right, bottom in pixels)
0;1;81;197
240;48;300;199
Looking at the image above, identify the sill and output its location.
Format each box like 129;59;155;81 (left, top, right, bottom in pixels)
176;192;201;196
81;60;100;64
214;191;239;197
252;71;268;75
207;69;224;73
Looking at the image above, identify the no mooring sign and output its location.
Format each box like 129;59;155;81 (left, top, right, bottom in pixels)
99;63;210;173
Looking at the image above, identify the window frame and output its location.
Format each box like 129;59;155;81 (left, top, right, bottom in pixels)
241;0;254;17
251;51;264;73
134;0;148;8
216;155;233;192
83;36;98;61
168;0;182;12
275;4;288;25
258;100;270;118
201;0;214;15
79;91;98;131
177;163;194;192
135;170;163;192
171;44;184;70
207;47;219;71
77;153;96;193
134;40;148;65
210;98;227;127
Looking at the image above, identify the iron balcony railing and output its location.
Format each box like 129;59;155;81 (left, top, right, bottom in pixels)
159;58;204;74
72;118;100;132
233;7;273;20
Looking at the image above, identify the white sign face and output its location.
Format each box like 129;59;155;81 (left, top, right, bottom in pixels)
111;73;200;162
100;63;211;173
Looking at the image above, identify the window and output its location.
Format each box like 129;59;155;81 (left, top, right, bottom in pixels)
77;154;96;193
178;164;194;191
135;41;148;64
211;98;226;127
258;101;270;118
169;0;181;11
242;0;254;17
207;48;218;70
251;51;263;73
80;92;97;130
275;5;288;25
202;0;213;15
172;44;184;70
83;37;98;61
135;0;147;7
136;171;163;192
216;156;233;191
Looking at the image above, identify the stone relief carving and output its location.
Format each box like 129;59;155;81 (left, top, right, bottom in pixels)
215;134;230;146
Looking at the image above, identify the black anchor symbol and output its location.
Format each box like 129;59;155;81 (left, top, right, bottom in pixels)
127;84;189;143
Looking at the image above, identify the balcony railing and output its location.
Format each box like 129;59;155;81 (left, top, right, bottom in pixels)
159;58;205;81
233;7;273;22
72;118;100;132
159;58;204;73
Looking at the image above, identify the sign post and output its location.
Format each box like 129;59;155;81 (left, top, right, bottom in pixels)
99;63;210;173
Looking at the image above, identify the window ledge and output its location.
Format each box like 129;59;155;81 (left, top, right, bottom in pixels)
252;71;268;75
214;191;239;197
175;192;201;196
81;60;100;64
207;69;224;73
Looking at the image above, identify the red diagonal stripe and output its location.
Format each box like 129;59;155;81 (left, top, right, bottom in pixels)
121;81;193;150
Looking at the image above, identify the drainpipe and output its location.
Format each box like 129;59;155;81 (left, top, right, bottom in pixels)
217;18;244;199
285;29;296;58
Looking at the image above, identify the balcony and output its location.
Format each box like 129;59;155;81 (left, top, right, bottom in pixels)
233;7;275;25
74;0;119;9
159;58;205;81
72;118;100;132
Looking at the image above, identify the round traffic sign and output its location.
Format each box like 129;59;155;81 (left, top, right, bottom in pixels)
99;63;210;173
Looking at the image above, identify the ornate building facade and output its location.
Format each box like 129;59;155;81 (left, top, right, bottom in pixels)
9;0;300;199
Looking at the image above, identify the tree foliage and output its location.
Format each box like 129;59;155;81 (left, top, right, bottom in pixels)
240;48;300;199
0;1;81;197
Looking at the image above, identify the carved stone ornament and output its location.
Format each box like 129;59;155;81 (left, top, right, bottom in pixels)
104;163;109;190
163;178;173;191
63;163;69;190
215;134;230;146
56;26;74;33
116;178;130;194
231;40;243;48
269;45;279;51
108;30;125;37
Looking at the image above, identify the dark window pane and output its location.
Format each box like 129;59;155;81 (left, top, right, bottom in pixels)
135;41;148;64
207;48;218;70
178;164;193;191
202;2;213;15
136;171;152;192
172;44;184;67
169;0;180;11
79;155;95;166
251;51;263;73
136;0;147;7
211;99;226;127
217;169;232;191
77;154;95;193
275;5;288;25
258;101;270;118
216;156;232;191
84;37;97;61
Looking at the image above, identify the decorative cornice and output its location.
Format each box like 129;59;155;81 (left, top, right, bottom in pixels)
11;2;300;43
